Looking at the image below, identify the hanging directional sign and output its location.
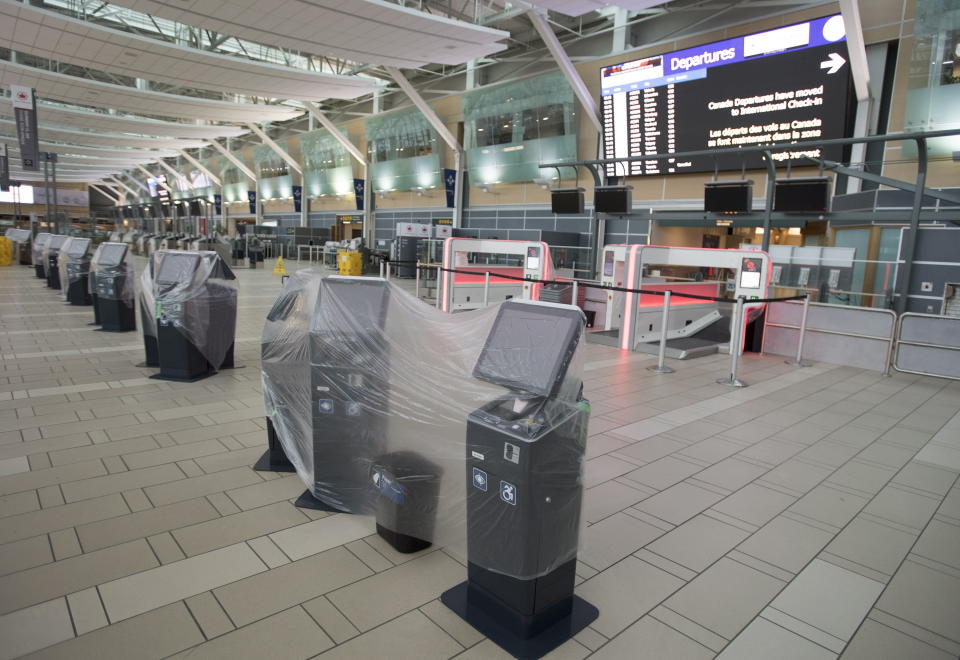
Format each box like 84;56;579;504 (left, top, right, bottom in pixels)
11;85;39;171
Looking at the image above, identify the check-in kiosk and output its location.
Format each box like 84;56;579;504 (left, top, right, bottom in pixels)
442;300;596;659
307;276;390;512
150;250;237;381
590;246;770;359
439;238;556;312
32;233;51;279
45;235;68;289
256;274;320;473
395;223;431;278
93;243;136;332
139;253;161;367
61;237;93;306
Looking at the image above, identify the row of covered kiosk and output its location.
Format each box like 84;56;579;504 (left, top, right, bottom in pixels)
6;227;792;659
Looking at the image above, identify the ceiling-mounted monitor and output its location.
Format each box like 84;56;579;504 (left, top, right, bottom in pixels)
551;188;585;214
594;185;633;214
774;177;831;212
704;180;753;213
600;14;852;176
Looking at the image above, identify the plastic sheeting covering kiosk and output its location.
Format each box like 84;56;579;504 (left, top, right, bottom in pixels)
259;273;592;577
42;234;68;290
4;228;32;265
57;237;93;306
32;232;51;278
90;242;137;332
138;249;238;381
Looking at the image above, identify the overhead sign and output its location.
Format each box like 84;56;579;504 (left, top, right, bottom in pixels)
600;15;852;176
10;85;39;171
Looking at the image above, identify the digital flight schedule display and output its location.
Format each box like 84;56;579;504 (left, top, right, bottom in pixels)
600;15;853;177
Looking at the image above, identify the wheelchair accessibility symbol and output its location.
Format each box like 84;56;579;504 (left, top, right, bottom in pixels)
500;481;517;506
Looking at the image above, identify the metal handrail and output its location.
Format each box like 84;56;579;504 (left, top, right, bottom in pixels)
892;313;960;381
762;299;897;376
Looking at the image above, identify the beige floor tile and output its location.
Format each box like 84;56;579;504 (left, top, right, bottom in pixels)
577;556;685;638
621;456;704;491
825;517;918;576
710;484;797;528
144;466;261;506
580;512;665;571
715;617;835;660
122;438;228;470
876;560;960;644
0;598;74;660
0;459;107;497
185;591;235;640
0;490;40;518
842;618;955;660
174;501;307;556
47;436;157;467
583;480;652;524
647;515;750;572
49;527;82;560
214;546;372;627
736;516;834;574
23;602;203;660
99;542;267;623
194;446;263;473
328;550;464;632
0;539;158;615
0;534;53;577
665;557;786;640
61;463;184;503
147;532;186;564
0;493;129;545
635;482;726;526
269;512;375;561
419;598;485;649
170;606;331;659
66;587;109;636
315;610;461;660
76;496;219;552
592;615;714;660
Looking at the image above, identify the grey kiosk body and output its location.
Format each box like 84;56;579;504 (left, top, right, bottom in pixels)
94;243;136;332
442;300;597;659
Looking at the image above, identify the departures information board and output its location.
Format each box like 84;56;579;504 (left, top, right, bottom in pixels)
600;15;853;177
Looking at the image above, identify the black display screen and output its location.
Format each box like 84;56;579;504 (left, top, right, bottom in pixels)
601;15;852;176
98;243;127;267
67;238;90;257
474;302;582;397
156;253;199;285
320;278;389;333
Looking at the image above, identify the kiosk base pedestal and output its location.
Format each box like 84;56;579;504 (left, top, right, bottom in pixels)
294;490;345;512
253;418;296;472
441;582;598;660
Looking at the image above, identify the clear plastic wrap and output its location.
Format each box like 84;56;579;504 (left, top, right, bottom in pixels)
139;252;160;340
260;273;589;580
91;242;135;301
32;233;51;267
57;237;74;301
142;250;237;369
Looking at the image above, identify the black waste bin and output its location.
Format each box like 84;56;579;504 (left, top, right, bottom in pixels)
371;451;442;554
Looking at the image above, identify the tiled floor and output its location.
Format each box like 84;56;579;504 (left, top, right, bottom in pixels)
1;258;959;659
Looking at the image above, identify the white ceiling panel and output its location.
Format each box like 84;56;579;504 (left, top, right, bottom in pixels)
526;1;669;16
0;61;300;123
0;101;245;139
0;135;177;160
6;149;149;168
102;0;509;67
0;1;384;101
0;118;206;149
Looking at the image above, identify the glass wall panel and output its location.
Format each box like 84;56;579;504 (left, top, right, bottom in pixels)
254;145;293;200
365;107;441;191
463;72;577;184
299;128;354;197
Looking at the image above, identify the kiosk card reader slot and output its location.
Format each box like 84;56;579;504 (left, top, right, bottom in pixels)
442;300;597;659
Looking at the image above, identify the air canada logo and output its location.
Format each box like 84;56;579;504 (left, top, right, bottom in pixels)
15;91;29;102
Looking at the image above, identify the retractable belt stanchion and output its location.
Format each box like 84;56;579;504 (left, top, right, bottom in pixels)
415;260;421;299
717;296;747;387
786;295;812;367
483;271;490;307
647;291;675;374
435;266;442;309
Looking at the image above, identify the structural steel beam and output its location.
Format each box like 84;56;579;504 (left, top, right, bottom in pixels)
527;9;604;136
205;141;256;182
814;159;960;205
89;183;120;204
120;170;149;193
179;148;225;185
838;0;871;102
106;176;138;198
246;122;303;175
135;164;173;195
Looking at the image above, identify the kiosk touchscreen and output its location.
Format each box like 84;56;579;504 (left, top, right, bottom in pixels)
94;243;136;332
307;277;390;512
33;233;51;279
153;251;237;381
45;235;67;289
443;300;597;658
64;238;93;306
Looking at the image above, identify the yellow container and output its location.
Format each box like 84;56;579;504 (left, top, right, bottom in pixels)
337;250;363;276
0;238;13;266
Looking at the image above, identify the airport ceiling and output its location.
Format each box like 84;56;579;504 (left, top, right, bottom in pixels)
0;0;830;186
